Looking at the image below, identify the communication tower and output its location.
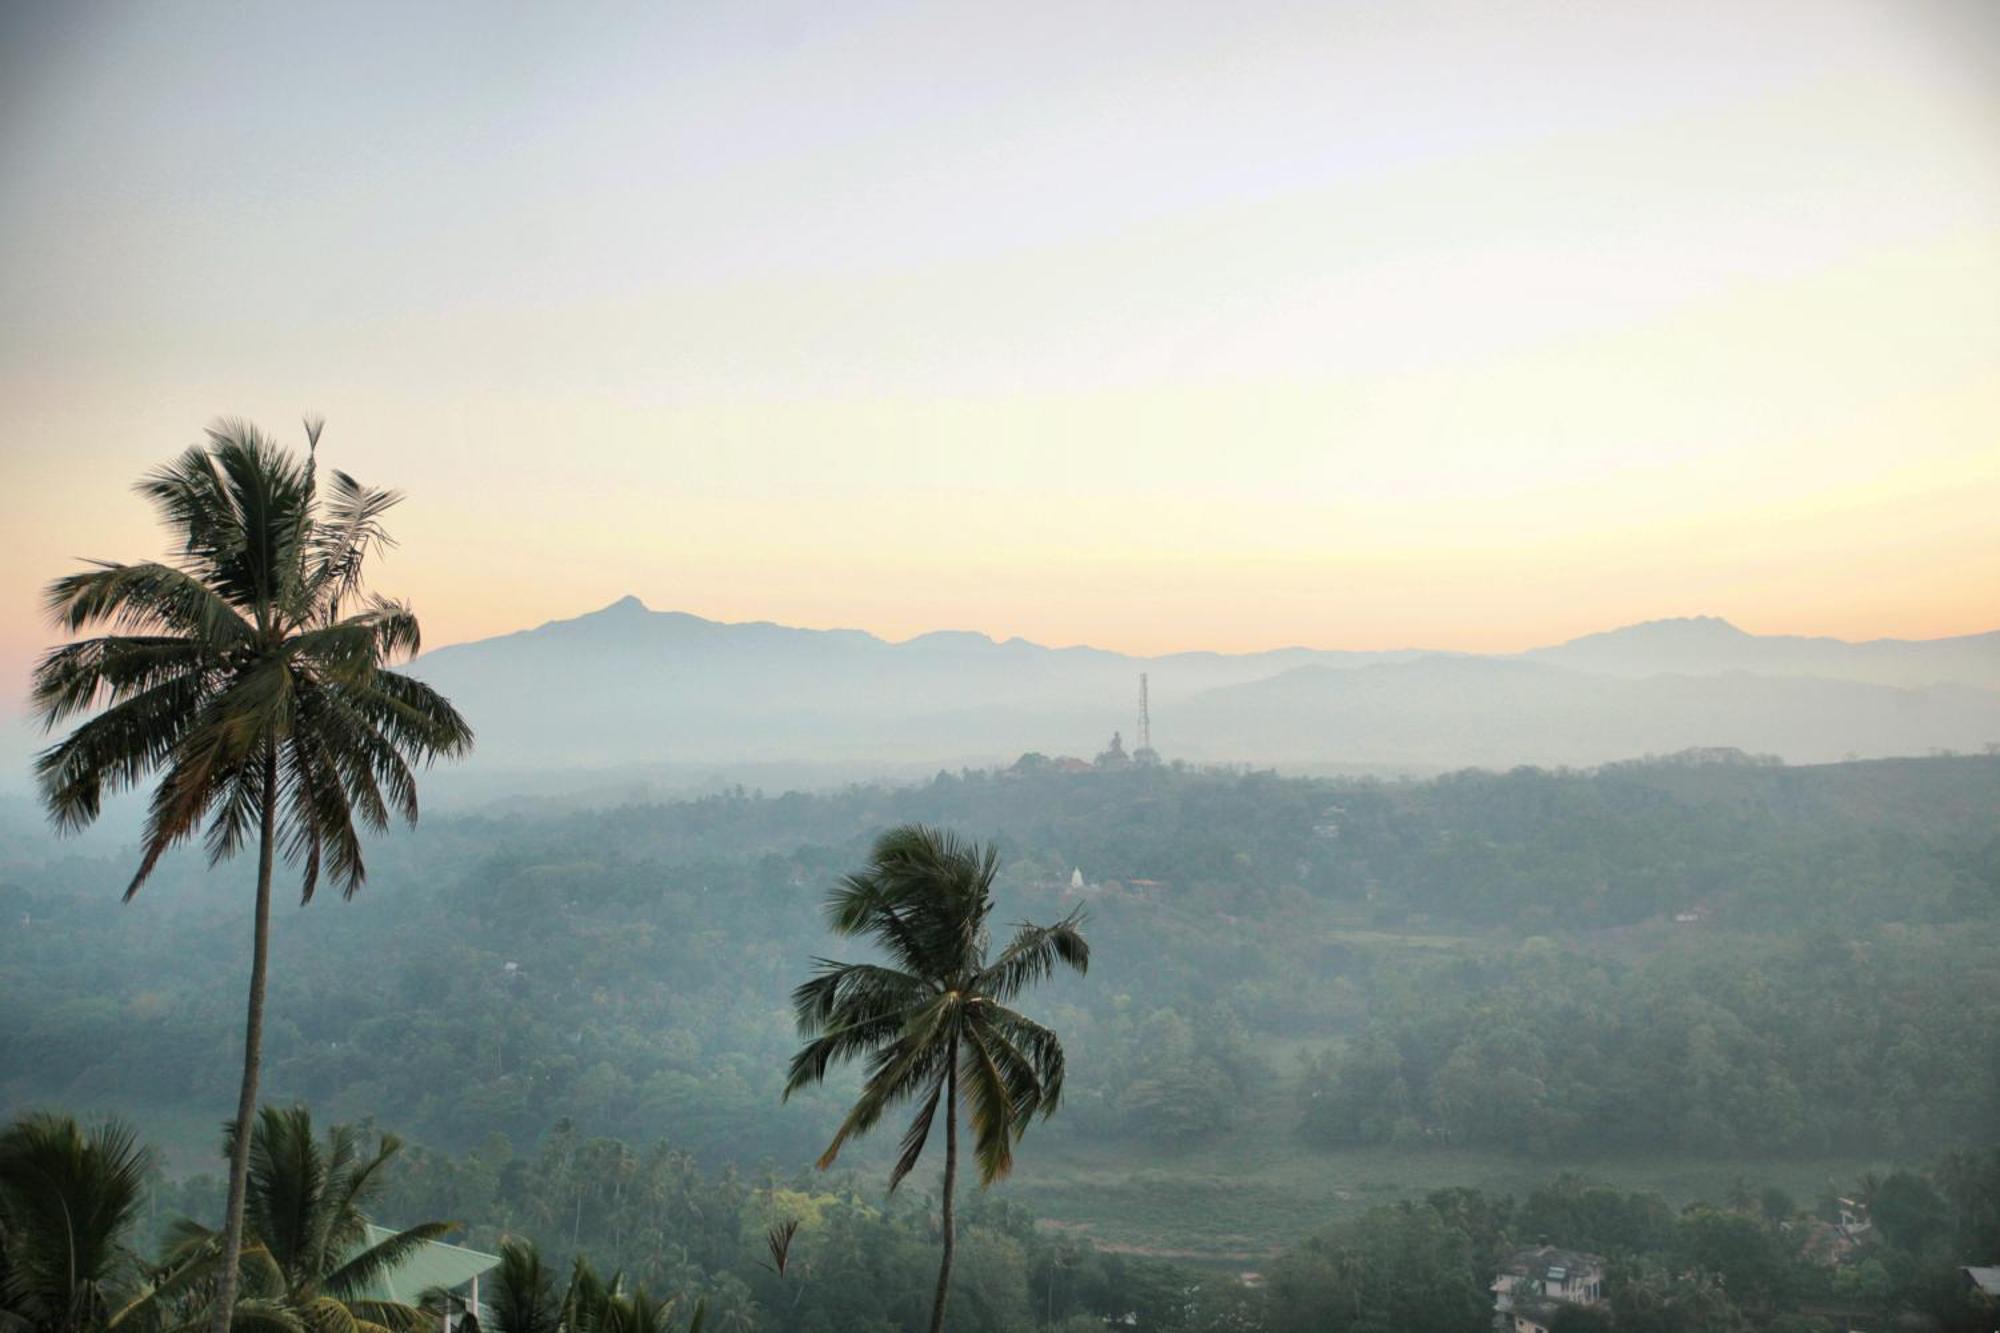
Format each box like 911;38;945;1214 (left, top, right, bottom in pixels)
1134;673;1160;766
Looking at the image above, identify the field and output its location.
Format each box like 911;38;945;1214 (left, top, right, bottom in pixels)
998;1041;1876;1271
108;1049;1877;1277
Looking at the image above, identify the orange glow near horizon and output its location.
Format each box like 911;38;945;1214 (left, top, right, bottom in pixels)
3;2;1998;698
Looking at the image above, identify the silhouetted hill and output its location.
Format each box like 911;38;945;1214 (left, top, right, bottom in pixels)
1179;656;2000;768
398;598;2000;775
1526;615;2000;688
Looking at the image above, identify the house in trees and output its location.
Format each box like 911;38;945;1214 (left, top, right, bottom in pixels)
353;1225;499;1331
1493;1246;1606;1333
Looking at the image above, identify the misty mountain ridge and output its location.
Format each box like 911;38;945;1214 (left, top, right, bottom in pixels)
396;597;2000;776
1527;613;2000;687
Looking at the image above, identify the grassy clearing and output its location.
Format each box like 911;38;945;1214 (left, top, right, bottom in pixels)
997;1055;1876;1264
1003;1138;1876;1264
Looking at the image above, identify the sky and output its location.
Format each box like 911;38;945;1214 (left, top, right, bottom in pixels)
2;0;1997;698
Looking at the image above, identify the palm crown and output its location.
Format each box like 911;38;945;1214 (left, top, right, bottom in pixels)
0;1114;155;1333
31;419;472;899
128;1107;454;1333
452;1241;707;1333
785;825;1088;1188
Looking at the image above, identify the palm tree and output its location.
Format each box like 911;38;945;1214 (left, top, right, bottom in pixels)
430;1244;705;1333
556;1260;704;1333
29;421;473;1333
469;1242;557;1333
0;1113;155;1333
783;825;1088;1333
130;1107;451;1333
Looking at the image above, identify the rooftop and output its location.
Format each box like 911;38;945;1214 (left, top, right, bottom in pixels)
350;1224;500;1304
1499;1245;1605;1281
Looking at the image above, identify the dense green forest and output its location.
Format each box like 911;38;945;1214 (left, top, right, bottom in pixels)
7;753;2000;1329
7;753;1999;1165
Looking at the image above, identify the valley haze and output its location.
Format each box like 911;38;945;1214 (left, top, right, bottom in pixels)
389;597;2000;782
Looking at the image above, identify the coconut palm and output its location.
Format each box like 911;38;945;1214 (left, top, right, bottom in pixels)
128;1107;449;1333
556;1259;704;1333
425;1245;705;1333
0;1113;155;1333
784;825;1088;1333
467;1242;557;1333
29;421;473;1333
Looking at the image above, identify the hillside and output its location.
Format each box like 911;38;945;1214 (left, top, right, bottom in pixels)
400;595;1418;773
1526;615;2000;688
397;599;2000;777
6;755;1997;1256
1180;656;2000;767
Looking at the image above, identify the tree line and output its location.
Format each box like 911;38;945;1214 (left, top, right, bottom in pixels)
12;1106;1998;1333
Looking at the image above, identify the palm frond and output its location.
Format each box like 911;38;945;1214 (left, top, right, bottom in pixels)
967;1009;1049;1133
975;911;1089;1001
241;1106;328;1285
32;635;218;728
0;1113;156;1333
978;1002;1067;1117
886;1067;949;1193
321;1223;452;1301
225;1298;311;1333
294;1294;361;1333
338;1302;426;1333
43;562;253;647
956;1024;1019;1184
482;1239;557;1333
762;1220;799;1277
33;672;214;837
814;995;958;1169
342;671;474;764
307;471;403;617
123;660;295;894
788;961;927;1039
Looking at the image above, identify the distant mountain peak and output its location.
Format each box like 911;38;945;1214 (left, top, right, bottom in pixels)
902;629;998;650
1592;615;1747;640
599;594;650;615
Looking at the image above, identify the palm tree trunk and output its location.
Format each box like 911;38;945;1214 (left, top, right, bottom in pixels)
207;743;278;1333
928;1051;958;1333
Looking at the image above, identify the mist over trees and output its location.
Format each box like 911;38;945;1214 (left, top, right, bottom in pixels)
392;598;2000;777
8;757;1998;1160
7;423;1999;1333
10;639;2000;1332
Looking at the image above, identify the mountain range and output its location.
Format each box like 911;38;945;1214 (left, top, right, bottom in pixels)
398;599;2000;778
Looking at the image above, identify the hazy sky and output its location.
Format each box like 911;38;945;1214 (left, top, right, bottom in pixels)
3;0;1997;694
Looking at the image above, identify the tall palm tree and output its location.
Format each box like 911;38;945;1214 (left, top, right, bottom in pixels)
0;1113;155;1333
783;825;1088;1333
29;421;473;1333
130;1107;451;1333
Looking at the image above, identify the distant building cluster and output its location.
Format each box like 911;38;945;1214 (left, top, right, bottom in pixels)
1492;1246;1606;1333
1795;1195;1874;1267
1006;674;1165;775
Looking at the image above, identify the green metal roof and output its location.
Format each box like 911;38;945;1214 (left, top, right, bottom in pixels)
352;1224;500;1304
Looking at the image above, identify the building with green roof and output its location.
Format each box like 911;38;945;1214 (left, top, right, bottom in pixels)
351;1224;500;1326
